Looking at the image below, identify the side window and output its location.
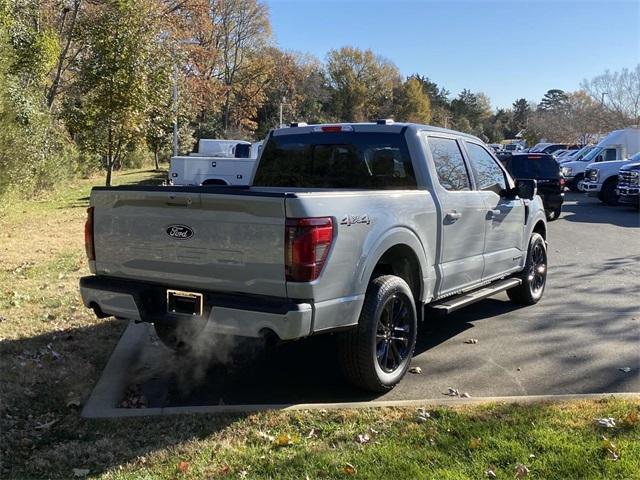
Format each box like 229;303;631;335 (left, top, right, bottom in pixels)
427;136;471;191
604;148;617;161
465;142;507;194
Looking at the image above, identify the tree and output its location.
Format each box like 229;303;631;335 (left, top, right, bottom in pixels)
395;77;431;124
408;74;450;127
216;0;271;133
326;46;401;121
581;65;640;126
538;89;569;111
512;98;531;131
67;0;161;186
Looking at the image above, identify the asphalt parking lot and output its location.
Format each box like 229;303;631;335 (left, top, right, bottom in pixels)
91;193;639;412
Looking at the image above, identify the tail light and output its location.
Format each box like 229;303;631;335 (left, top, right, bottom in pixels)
285;217;334;282
560;177;565;186
84;207;95;261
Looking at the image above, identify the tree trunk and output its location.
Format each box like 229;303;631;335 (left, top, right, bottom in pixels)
154;150;159;170
105;159;113;186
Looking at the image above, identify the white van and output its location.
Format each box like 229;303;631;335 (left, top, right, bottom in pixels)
561;128;640;191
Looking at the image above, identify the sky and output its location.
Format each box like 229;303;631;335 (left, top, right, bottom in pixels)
265;0;640;110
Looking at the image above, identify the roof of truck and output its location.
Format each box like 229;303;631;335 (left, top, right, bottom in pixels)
272;122;484;143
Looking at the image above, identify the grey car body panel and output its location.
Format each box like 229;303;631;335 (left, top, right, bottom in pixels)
83;122;546;339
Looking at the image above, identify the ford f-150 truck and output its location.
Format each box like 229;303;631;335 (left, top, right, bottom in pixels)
80;122;548;392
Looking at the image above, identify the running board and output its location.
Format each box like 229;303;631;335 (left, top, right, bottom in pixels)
429;278;522;314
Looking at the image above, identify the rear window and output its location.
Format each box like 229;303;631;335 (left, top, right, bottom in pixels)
253;132;417;189
505;155;559;178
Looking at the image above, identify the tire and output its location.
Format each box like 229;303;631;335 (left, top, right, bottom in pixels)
154;318;207;354
569;173;583;192
598;179;619;206
507;233;547;305
338;275;417;392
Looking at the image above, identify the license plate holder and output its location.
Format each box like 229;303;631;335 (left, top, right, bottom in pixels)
167;289;203;316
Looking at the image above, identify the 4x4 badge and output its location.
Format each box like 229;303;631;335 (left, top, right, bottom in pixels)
340;214;371;226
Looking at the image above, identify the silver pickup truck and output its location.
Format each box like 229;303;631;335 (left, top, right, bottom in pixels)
80;122;548;392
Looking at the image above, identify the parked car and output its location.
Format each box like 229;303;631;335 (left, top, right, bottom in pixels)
80;121;547;392
561;128;640;191
580;151;640;205
530;143;570;154
503;143;524;153
617;162;640;209
557;145;594;164
169;139;263;186
503;153;564;220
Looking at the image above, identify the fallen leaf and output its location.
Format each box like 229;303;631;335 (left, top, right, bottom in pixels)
177;461;189;473
416;407;431;423
485;467;497;479
622;411;639;426
595;417;616;428
239;469;248;479
356;433;370;444
445;387;460;397
218;463;230;475
274;433;294;447
306;428;319;439
258;431;275;442
343;463;357;475
409;366;422;374
34;419;58;430
66;398;82;409
460;392;471;398
468;437;481;449
515;464;530;478
619;367;632;373
72;469;90;477
464;338;478;344
601;437;620;461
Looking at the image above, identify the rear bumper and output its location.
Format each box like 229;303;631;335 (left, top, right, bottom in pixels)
79;276;313;340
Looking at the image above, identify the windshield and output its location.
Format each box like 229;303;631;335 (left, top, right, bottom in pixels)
629;151;640;162
581;146;603;162
254;132;417;189
568;145;592;159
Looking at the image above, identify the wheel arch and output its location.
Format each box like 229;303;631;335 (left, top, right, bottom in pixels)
359;227;431;304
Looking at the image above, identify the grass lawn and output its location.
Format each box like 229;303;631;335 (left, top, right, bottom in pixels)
1;169;639;479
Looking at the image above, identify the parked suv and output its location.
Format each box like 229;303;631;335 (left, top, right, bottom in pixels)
80;122;547;392
502;153;564;220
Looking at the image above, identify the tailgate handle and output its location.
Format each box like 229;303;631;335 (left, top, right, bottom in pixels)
166;196;193;207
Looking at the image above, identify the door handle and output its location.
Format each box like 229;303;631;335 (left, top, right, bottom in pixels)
444;210;462;223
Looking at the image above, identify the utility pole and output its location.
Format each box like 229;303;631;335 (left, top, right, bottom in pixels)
172;60;178;157
279;97;287;128
172;39;199;157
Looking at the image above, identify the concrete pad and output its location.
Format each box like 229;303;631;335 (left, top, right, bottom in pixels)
82;193;640;418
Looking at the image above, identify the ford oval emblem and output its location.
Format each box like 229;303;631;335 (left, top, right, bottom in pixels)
166;224;193;240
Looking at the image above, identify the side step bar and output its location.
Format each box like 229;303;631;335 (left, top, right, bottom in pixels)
429;278;522;314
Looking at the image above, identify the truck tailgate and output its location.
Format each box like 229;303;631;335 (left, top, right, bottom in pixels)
91;188;287;297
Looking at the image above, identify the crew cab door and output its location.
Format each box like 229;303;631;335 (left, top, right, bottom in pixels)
423;134;486;295
462;141;525;279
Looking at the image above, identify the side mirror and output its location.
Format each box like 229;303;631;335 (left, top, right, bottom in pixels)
514;179;537;200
